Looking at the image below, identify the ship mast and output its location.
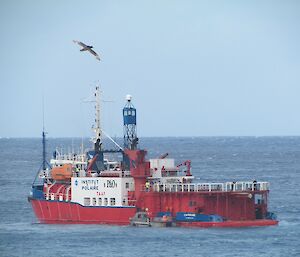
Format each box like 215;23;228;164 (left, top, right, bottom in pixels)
32;97;50;186
93;85;102;153
42;95;50;171
42;130;47;170
88;84;124;172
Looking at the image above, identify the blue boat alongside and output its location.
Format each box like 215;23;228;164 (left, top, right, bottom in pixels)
175;212;224;222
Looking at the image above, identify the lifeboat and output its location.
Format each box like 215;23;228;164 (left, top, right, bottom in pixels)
51;164;72;180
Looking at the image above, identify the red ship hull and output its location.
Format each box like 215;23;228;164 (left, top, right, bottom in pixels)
30;199;136;225
30;199;278;227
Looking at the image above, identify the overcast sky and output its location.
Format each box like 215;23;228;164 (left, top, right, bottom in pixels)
0;0;299;137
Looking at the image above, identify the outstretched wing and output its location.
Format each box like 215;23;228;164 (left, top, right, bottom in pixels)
73;40;88;48
88;48;101;61
73;40;100;61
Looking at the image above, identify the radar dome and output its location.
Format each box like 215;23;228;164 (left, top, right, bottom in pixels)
126;94;132;102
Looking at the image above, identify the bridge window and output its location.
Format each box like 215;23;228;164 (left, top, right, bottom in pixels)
84;198;90;206
110;198;116;206
124;110;128;116
92;198;96;206
104;198;108;206
126;182;129;189
132;110;135;116
98;198;102;206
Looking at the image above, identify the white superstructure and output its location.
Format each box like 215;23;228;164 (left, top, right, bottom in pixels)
71;177;135;206
149;158;194;183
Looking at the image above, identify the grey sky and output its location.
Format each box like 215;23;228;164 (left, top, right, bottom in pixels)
0;0;299;137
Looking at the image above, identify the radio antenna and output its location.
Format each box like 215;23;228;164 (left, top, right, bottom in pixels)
42;93;50;170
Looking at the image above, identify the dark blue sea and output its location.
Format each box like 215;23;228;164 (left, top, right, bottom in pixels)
0;137;300;257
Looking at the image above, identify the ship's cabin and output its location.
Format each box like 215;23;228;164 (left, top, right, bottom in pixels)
149;158;194;184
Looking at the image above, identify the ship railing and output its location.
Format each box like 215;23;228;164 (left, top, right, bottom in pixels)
44;193;71;202
50;153;87;164
151;181;269;193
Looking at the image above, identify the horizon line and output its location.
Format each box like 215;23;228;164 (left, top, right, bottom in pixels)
2;135;300;139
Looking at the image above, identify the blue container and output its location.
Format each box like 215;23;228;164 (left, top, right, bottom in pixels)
175;212;224;222
175;212;211;222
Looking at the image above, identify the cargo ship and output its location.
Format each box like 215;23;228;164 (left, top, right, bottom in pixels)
28;86;278;227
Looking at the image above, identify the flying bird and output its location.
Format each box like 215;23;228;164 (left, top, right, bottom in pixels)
73;40;100;61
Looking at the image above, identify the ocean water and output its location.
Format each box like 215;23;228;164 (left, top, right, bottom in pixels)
0;137;300;257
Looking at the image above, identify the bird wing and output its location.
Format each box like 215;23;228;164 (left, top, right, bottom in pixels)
88;48;101;61
73;40;88;48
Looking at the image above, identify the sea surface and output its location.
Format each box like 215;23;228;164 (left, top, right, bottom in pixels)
0;137;300;257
